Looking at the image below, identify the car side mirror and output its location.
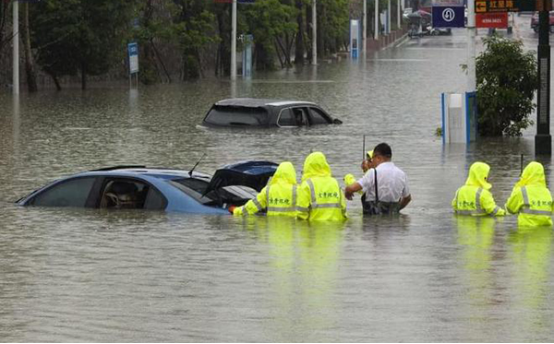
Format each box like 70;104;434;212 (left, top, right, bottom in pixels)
333;118;343;125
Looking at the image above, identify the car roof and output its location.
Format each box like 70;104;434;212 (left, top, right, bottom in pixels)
74;167;211;180
214;98;317;108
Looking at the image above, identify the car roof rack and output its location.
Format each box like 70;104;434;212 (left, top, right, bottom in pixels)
92;165;147;171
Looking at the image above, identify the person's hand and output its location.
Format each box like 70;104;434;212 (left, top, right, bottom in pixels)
361;160;370;173
345;189;353;201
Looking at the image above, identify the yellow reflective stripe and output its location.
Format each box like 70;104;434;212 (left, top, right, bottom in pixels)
519;187;551;215
268;206;296;212
456;188;486;215
304;178;342;210
521;208;552;215
312;203;342;209
252;198;264;212
522;186;530;205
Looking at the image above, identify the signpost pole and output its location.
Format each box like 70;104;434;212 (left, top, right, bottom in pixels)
536;0;551;155
13;0;19;95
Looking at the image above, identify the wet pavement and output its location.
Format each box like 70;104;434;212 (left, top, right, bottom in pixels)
1;23;554;342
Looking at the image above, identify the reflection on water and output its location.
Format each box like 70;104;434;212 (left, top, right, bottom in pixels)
1;31;554;341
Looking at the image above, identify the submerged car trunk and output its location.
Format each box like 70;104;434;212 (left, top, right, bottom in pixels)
204;161;278;197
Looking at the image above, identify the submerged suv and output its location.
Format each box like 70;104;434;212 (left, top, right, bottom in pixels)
201;98;342;128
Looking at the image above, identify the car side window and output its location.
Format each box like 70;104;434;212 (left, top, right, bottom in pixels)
309;107;331;125
278;108;298;127
98;178;166;210
292;107;309;126
31;177;96;207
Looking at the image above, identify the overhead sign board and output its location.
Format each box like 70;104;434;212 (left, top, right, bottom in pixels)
475;0;536;13
432;0;464;6
476;12;509;27
432;6;465;27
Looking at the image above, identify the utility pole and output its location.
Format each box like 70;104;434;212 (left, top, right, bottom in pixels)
387;0;391;34
231;0;237;81
466;0;476;92
396;0;402;30
375;0;379;39
536;0;552;155
362;0;367;55
312;0;317;65
13;0;19;95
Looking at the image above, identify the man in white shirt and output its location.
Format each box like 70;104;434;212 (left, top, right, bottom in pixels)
345;143;411;214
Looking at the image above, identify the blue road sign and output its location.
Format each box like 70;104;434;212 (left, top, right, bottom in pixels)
432;6;465;28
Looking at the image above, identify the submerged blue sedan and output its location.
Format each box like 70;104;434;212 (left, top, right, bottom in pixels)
16;161;278;214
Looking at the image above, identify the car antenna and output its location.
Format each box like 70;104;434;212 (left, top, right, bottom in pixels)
189;153;207;177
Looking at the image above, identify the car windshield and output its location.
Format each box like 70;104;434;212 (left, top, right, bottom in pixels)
204;106;268;126
170;178;256;206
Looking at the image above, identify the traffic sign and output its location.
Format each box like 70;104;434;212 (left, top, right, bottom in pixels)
128;42;139;74
476;12;509;27
474;0;536;13
432;6;465;27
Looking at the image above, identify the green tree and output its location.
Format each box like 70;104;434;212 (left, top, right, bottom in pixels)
31;0;135;90
243;0;297;70
174;0;217;80
473;35;537;136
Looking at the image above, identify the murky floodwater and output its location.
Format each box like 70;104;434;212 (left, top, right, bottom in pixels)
2;22;554;342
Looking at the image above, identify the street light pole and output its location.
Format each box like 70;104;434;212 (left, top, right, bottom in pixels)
397;0;401;30
231;0;237;81
467;0;476;92
536;0;552;155
312;0;317;65
13;0;19;95
375;0;379;39
362;0;367;55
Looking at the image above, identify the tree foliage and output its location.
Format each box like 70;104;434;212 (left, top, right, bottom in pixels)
30;0;135;89
474;35;537;137
2;0;357;88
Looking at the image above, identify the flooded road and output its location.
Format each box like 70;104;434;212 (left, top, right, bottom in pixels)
1;24;554;342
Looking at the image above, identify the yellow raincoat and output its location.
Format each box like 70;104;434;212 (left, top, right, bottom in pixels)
297;152;347;222
505;161;553;227
452;162;505;216
233;161;298;217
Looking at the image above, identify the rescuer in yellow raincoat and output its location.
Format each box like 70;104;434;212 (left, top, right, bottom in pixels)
452;162;505;216
505;161;553;227
297;152;347;222
233;161;298;217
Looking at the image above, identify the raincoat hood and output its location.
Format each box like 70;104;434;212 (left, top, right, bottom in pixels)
465;162;492;190
516;161;546;188
367;150;374;159
269;161;297;186
302;152;332;181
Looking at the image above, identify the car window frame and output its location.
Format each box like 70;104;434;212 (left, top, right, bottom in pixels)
307;106;333;125
27;176;101;208
276;106;310;127
95;176;168;210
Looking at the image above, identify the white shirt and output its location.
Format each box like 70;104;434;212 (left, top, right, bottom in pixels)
357;162;410;202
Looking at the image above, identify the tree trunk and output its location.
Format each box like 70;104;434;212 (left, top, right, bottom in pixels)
23;3;37;93
306;3;313;62
294;0;304;65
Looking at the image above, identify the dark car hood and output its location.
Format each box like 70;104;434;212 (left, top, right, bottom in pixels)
204;161;279;196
